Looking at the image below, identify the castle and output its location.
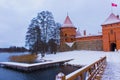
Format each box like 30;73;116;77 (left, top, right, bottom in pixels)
60;13;120;52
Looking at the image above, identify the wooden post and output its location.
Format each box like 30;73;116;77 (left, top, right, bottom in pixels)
56;72;65;80
59;57;106;80
61;75;66;80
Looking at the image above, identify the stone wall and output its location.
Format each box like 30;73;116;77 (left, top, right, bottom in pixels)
75;40;103;51
59;43;70;52
59;40;103;52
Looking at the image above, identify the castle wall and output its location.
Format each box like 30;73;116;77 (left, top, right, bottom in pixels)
60;27;76;43
76;35;102;41
75;40;103;51
60;13;120;52
59;43;71;52
59;35;103;51
102;23;120;51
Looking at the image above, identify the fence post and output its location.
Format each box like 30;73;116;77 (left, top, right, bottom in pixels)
56;72;65;80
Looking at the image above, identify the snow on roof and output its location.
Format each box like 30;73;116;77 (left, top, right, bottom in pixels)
62;15;75;28
76;34;102;38
76;30;82;37
65;42;74;47
102;13;120;25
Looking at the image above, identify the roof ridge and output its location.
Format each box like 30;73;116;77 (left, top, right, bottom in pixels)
62;15;75;28
102;13;120;25
63;15;73;24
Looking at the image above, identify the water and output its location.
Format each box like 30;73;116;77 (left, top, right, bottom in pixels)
0;52;79;80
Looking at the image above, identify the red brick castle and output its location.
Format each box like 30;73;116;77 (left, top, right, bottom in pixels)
60;13;120;52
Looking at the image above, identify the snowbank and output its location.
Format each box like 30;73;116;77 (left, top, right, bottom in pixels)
37;50;107;66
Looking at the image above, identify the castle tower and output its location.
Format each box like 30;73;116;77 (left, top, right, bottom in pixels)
60;15;76;44
102;13;120;51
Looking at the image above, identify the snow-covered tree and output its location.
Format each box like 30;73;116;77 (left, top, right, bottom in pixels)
25;11;61;54
37;11;56;43
25;18;41;54
54;23;61;45
48;39;57;54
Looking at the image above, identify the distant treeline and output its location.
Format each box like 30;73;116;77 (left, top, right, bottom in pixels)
0;46;28;52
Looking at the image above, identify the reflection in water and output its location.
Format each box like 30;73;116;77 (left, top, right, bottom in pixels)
0;52;80;80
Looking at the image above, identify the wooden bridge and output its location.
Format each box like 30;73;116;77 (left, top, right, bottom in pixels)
56;56;106;80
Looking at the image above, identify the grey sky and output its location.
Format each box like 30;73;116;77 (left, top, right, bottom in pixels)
0;0;119;48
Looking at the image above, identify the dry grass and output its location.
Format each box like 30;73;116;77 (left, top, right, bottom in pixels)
9;54;38;63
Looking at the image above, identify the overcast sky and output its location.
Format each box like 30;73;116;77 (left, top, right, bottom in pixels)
0;0;120;48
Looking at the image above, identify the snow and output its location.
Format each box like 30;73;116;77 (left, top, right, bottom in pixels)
0;62;30;67
102;52;120;80
37;50;106;66
76;29;82;37
65;42;74;47
102;13;120;25
0;59;72;67
62;24;75;27
61;15;75;28
56;72;65;80
76;34;102;38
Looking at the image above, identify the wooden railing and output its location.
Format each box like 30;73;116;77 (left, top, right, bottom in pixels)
57;56;106;80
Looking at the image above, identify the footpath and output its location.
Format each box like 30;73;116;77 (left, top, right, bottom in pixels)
102;53;120;80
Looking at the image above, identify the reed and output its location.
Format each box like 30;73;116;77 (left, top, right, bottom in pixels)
9;54;37;63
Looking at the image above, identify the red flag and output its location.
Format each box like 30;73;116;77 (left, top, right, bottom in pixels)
112;3;117;7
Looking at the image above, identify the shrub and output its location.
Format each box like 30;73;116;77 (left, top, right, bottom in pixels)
9;54;37;63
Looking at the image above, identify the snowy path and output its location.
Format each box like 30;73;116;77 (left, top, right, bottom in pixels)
38;50;120;80
102;62;120;80
102;53;120;80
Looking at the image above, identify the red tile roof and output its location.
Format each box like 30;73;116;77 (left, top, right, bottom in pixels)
62;15;75;28
102;13;120;25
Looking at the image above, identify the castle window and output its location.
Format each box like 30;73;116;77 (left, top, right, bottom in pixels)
65;34;67;36
71;38;73;41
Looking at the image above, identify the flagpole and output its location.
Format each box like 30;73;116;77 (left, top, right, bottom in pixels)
111;5;113;13
110;0;118;14
110;0;113;13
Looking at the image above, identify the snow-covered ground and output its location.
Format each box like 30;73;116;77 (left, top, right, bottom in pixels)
38;50;106;66
102;52;120;80
1;50;120;80
38;50;120;80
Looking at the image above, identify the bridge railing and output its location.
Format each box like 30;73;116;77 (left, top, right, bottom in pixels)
56;56;106;80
